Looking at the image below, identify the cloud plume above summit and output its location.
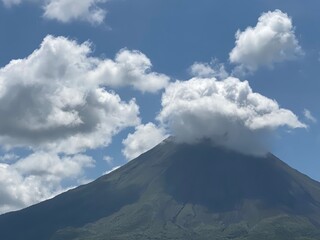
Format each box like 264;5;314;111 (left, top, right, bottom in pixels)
158;76;306;155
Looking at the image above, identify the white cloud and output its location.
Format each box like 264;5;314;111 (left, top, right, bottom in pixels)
0;34;172;214
304;109;317;123
0;35;169;154
229;10;303;73
0;152;94;213
14;152;94;178
1;0;108;24
190;60;228;80
0;35;170;213
157;76;306;155
89;49;170;93
122;123;168;160
44;0;107;24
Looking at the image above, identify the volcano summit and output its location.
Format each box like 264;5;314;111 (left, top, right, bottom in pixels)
0;139;320;240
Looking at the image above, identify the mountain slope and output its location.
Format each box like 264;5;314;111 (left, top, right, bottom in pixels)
1;139;320;240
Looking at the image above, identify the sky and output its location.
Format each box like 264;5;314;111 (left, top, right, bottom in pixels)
0;0;320;214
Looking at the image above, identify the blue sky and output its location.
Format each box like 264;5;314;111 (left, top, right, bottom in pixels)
0;0;319;213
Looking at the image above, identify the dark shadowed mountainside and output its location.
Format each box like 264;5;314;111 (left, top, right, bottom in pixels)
1;138;320;240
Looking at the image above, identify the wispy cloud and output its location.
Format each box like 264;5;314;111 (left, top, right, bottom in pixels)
304;109;317;123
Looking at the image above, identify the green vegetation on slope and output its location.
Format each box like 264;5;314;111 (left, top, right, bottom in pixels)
1;140;320;240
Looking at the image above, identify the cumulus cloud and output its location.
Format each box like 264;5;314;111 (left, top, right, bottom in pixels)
1;0;108;24
44;0;107;24
14;152;94;178
122;123;168;160
229;9;303;73
0;152;94;213
190;60;228;80
0;35;170;153
304;109;317;123
89;49;170;93
157;77;306;155
0;34;170;214
0;35;169;213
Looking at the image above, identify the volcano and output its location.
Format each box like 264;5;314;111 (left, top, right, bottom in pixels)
1;138;320;240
